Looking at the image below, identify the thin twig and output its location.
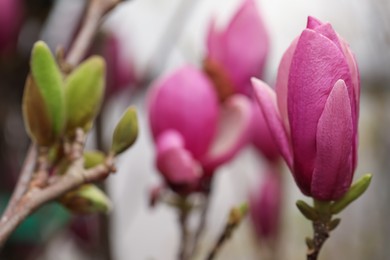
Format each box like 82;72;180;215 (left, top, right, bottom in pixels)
66;0;121;67
207;205;248;260
188;191;211;258
178;205;190;260
94;106;113;260
141;0;200;83
1;144;37;222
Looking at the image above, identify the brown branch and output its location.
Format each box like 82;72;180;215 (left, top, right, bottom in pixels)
306;221;330;260
66;0;122;67
29;147;49;189
0;155;115;247
1;144;37;222
178;205;190;260
188;175;213;258
206;205;248;260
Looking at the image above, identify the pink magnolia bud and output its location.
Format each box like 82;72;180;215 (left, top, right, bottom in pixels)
148;66;253;190
250;171;281;241
148;65;219;160
0;0;23;55
252;16;360;200
205;0;269;97
103;33;137;99
156;130;201;193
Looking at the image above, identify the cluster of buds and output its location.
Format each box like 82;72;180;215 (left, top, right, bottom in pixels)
22;41;139;214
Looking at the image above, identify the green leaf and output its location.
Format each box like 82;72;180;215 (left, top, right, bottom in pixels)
111;107;138;155
30;41;65;137
328;218;341;231
330;174;372;214
22;76;56;146
296;200;319;221
84;150;105;169
305;237;314;250
64;56;105;134
60;184;112;214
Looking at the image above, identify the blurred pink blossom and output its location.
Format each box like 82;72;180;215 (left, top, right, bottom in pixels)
205;0;269;98
148;66;252;193
103;33;137;99
0;0;23;55
250;170;281;242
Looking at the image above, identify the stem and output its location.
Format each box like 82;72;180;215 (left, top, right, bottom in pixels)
94;106;112;260
188;175;213;258
143;0;199;82
207;205;248;260
1;144;37;222
306;221;330;260
66;0;121;67
178;203;190;260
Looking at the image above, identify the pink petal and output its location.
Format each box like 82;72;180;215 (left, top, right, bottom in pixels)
252;78;293;169
156;130;201;186
210;0;269;95
306;17;343;51
306;16;322;29
275;38;298;131
311;80;354;200
206;16;224;62
312;23;343;51
340;39;360;108
288;29;352;193
339;39;360;170
251;100;280;162
148;66;219;159
250;171;281;240
201;94;252;173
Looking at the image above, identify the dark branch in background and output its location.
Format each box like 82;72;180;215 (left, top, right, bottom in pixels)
178;200;190;260
66;0;122;67
141;0;200;84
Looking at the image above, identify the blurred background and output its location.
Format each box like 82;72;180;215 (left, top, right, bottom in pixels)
0;0;389;259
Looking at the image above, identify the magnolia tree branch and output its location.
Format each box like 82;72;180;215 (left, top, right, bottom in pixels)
0;0;123;247
178;206;190;260
1;145;37;222
0;156;115;247
206;205;248;260
66;0;122;67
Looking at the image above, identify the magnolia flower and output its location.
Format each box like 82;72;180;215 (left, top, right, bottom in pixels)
204;0;269;98
252;16;360;200
250;171;281;241
148;66;252;193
